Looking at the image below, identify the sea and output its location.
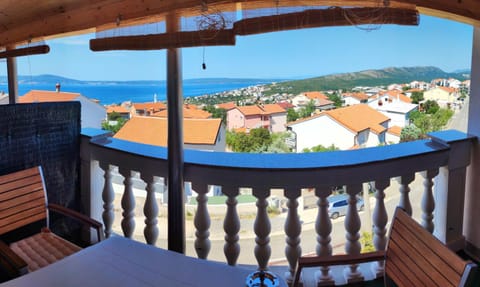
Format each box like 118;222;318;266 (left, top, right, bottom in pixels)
0;78;276;105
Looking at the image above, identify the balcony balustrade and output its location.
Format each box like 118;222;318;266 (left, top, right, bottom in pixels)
80;128;474;286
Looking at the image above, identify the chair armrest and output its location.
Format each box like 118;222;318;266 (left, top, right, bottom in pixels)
48;203;104;243
292;251;385;287
0;240;28;278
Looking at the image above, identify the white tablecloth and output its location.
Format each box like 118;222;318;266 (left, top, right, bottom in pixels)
0;236;286;287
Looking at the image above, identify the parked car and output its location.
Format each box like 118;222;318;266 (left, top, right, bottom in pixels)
328;194;364;219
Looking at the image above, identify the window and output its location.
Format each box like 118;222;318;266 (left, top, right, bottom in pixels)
333;200;347;207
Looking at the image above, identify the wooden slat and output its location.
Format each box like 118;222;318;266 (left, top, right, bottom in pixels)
395;210;466;275
0;173;42;193
391;222;459;285
387;239;441;286
0;212;46;235
0;199;45;221
0;166;48;236
0;182;44;202
385;249;417;287
385;209;468;287
0;167;40;183
0;191;45;211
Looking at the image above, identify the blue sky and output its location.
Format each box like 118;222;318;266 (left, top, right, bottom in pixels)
1;15;474;81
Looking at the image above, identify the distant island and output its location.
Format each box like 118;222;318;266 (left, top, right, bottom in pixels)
0;66;469;89
0;66;470;105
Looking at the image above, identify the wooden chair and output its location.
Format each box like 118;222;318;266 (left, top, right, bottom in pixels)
292;207;477;287
0;166;103;278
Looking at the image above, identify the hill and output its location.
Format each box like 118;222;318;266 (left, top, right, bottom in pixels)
265;66;470;95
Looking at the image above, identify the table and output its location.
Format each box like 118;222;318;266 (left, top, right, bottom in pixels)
0;236;287;287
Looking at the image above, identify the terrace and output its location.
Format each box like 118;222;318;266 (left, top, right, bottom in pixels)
1;1;480;286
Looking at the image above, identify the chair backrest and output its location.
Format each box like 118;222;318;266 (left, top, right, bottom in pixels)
385;208;477;287
0;166;48;235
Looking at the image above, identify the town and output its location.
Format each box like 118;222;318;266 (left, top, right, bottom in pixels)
96;76;469;153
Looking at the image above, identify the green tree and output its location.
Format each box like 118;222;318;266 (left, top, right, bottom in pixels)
328;93;343;107
226;128;272;152
409;108;454;136
400;125;424;142
203;105;227;123
261;132;292;153
287;108;299;122
302;144;339;152
423;100;440;114
102;117;127;134
410;91;424;104
108;111;123;121
298;100;316;118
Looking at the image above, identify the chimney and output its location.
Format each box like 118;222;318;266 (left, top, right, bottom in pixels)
55;83;61;92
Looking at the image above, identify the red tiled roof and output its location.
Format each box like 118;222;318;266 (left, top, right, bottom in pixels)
439;86;457;94
132;102;166;113
216;102;236;110
325;105;389;134
388;126;403;136
20;90;80;103
107;105;129;114
237;104;286;116
236;105;264;116
342;92;369;101
303;91;328;100
260;104;286;114
114;116;221;146
152;108;211;119
277;101;295;109
288;105;389;134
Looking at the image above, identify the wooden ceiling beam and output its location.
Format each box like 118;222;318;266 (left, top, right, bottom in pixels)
0;0;478;48
90;30;235;51
234;7;419;36
0;45;50;59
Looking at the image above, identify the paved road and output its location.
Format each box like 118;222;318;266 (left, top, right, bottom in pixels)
447;98;469;132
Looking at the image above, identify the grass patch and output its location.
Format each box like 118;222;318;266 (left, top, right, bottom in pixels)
188;194;256;205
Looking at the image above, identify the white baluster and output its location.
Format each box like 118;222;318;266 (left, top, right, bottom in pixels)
421;169;439;233
284;188;301;284
344;184;363;283
119;168;135;238
223;187;240;266
371;179;390;277
315;186;334;286
397;174;415;216
141;173;158;245
100;162;114;239
194;183;211;259
254;189;271;270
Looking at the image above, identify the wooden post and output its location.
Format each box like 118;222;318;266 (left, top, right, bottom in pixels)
6;46;18;104
166;12;186;254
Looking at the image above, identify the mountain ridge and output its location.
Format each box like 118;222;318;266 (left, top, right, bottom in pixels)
0;66;470;91
266;66;470;94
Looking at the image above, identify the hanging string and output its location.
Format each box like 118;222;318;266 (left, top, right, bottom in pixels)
202;47;206;70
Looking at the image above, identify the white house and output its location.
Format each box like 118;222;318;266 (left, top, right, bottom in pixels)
423;86;458;108
20;90;106;129
342;92;369;106
368;96;418;127
287;104;390;151
291;91;334;111
386;126;402;144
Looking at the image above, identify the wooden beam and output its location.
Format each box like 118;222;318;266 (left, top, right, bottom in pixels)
90;30;235;51
0;45;49;59
234;7;419;36
0;0;479;48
